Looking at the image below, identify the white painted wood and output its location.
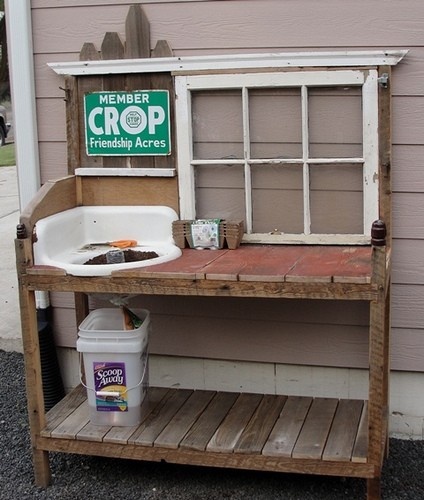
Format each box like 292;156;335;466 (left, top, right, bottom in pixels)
301;85;311;235
177;68;378;243
242;87;253;233
183;69;366;89
48;50;408;76
175;75;196;219
203;358;276;394
150;355;205;390
275;364;368;399
362;70;379;234
242;233;370;245
75;167;176;177
191;158;364;165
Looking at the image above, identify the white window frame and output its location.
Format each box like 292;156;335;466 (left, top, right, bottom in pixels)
175;69;379;245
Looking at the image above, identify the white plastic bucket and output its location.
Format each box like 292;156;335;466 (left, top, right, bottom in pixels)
77;308;150;426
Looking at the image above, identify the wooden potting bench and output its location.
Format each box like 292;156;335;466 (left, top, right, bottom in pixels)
16;7;400;494
15;172;390;500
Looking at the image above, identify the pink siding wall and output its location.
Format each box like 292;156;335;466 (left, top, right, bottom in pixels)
29;0;424;371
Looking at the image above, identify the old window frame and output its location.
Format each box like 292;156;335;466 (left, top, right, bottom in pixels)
175;69;379;245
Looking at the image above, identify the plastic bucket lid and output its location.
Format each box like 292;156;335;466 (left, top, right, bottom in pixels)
77;308;150;353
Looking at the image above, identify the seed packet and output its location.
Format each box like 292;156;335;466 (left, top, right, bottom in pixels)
190;219;221;249
122;306;143;330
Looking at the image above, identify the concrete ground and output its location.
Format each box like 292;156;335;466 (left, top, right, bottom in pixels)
0;165;22;352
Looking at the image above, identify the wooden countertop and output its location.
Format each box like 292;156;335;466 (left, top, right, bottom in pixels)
21;244;378;300
113;245;373;284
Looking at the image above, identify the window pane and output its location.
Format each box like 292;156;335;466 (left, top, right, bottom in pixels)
249;88;302;159
310;164;363;234
194;164;245;221
192;90;243;160
252;164;303;233
308;87;362;158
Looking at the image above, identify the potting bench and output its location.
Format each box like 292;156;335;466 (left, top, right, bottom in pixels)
15;26;402;495
16;172;390;499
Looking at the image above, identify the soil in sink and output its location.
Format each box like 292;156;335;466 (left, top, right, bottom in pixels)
84;249;159;265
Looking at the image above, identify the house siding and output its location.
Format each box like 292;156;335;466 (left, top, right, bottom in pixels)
27;0;424;373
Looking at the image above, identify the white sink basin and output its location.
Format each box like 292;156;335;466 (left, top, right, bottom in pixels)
33;206;182;276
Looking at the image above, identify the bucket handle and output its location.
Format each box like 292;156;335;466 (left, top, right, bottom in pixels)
79;353;148;397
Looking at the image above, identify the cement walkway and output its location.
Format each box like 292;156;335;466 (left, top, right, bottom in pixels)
0;165;22;352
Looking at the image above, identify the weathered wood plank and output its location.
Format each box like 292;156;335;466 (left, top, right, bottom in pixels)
124;4;154;168
152;40;173;59
352;401;369;463
113;248;229;279
286;247;348;283
79;176;179;212
202;248;252;281
292;398;338;459
77;421;111;442
65;75;80;174
129;389;192;446
206;393;263;453
26;265;67;276
235;395;287;454
50;400;90;439
100;33;127;168
331;247;372;283
322;399;364;462
79;42;100;61
263;396;312;457
180;392;239;451
201;245;297;282
368;246;388;467
238;245;302;282
151;39;175;169
41;385;87;437
64;42;100;173
19;176;77;234
77;75;104;168
378;66;392;245
22;271;377;301
75;41;104;170
101;387;169;444
101;32;124;60
37;433;375;479
125;4;150;59
154;390;215;449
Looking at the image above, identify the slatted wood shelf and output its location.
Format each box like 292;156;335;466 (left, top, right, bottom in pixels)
38;385;373;478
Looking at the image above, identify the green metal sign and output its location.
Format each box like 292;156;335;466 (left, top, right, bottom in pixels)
84;90;171;156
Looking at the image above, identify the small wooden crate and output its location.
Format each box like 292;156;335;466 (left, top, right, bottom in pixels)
172;220;244;249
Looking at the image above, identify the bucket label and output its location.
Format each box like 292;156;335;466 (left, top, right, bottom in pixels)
93;361;128;413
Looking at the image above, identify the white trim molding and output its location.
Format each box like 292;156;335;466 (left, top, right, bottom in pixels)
48;50;408;77
75;167;176;177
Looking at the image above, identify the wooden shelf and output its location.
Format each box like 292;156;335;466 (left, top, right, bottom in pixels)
38;385;374;478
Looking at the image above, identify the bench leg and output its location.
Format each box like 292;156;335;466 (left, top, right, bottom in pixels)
33;449;51;487
367;477;381;500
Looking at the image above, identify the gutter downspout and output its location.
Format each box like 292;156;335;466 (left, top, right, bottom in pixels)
5;0;41;209
6;2;64;410
5;3;52;320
